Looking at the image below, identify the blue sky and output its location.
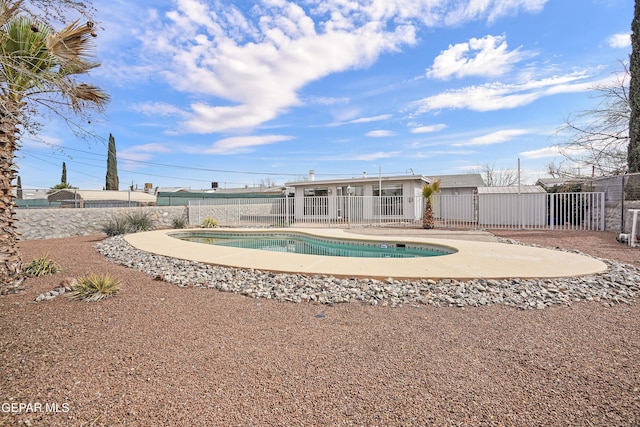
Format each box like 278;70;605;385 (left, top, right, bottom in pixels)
17;0;633;190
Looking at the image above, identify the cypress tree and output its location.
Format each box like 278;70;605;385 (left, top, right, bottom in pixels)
105;133;119;190
16;176;22;200
629;0;640;172
61;162;67;185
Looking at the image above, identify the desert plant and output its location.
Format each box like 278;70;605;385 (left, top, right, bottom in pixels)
422;180;441;229
172;216;188;229
70;274;120;302
101;216;130;237
24;254;62;277
201;217;219;228
126;210;155;232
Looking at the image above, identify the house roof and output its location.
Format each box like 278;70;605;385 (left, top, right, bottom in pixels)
210;186;284;194
477;185;546;194
285;175;430;187
47;190;157;203
426;174;485;188
535;177;585;189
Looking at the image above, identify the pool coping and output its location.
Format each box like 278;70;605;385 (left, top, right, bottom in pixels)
124;228;608;280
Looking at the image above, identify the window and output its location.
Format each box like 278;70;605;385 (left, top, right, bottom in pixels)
373;183;403;216
303;187;328;215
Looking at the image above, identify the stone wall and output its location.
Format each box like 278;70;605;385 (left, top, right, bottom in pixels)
16;206;188;241
606;200;640;233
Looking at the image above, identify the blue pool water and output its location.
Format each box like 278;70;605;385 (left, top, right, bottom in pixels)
173;231;454;258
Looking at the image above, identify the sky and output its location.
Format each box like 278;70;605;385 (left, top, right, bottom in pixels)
16;0;633;191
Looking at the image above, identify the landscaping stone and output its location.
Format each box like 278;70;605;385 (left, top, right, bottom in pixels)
90;235;640;310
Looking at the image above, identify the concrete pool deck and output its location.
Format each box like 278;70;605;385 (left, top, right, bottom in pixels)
124;228;608;280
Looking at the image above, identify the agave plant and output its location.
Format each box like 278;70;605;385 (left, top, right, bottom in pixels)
23;254;62;277
421;180;441;229
69;274;120;302
201;217;219;228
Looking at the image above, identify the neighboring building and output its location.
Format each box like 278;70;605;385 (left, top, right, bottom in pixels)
284;174;430;223
47;189;157;208
536;177;586;191
426;174;485;195
156;186;283;206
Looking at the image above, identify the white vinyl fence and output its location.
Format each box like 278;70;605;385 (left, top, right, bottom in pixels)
188;192;606;231
432;192;605;231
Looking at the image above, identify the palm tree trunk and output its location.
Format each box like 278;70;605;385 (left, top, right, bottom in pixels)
422;201;435;229
0;100;25;294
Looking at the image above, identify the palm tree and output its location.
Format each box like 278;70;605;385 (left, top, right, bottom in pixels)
0;1;109;293
421;180;441;229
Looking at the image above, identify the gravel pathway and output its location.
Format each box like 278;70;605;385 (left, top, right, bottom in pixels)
1;230;639;426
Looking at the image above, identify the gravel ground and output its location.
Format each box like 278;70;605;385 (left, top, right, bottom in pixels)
1;230;639;426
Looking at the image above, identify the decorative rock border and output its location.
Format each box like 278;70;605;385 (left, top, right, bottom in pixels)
34;278;76;302
92;235;640;310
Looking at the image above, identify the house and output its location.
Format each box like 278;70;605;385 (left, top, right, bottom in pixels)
284;174;431;223
47;189;157;208
426;174;485;196
426;174;485;222
283;173;485;223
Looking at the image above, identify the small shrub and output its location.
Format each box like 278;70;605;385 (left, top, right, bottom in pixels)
24;254;61;277
201;217;219;228
101;216;129;236
126;210;155;232
70;274;120;302
171;216;188;229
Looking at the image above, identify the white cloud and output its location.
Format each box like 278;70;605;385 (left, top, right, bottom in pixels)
520;146;560;159
348;114;392;124
132;0;550;134
410;124;447;134
202;135;294;155
119;143;173;166
454;129;528;146
607;33;631;49
441;0;549;25
322;150;401;161
328;114;391;127
366;130;395;137
410;70;595;113
427;35;532;80
132;102;189;118
305;96;350;105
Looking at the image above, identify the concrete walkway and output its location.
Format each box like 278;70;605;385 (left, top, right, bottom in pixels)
124;228;608;280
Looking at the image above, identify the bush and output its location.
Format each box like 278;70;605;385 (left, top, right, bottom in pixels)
24;254;61;277
70;274;120;302
201;217;218;228
101;215;130;237
126;210;155;232
172;216;188;229
101;211;156;236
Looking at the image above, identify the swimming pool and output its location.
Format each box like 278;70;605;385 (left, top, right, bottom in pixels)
173;231;455;258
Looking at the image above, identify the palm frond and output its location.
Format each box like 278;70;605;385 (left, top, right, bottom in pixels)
0;0;22;27
422;180;441;200
45;19;96;69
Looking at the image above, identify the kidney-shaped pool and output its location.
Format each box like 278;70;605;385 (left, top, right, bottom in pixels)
172;230;456;258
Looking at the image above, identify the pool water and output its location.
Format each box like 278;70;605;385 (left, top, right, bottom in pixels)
175;232;454;258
